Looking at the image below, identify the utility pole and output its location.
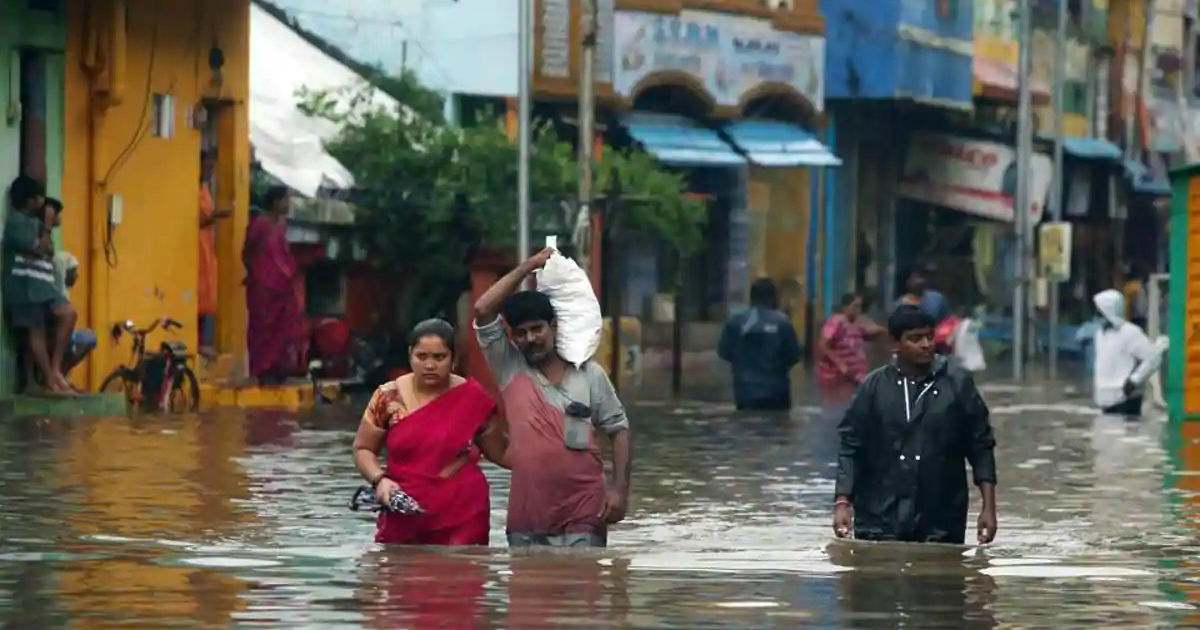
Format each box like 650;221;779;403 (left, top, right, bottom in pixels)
517;0;533;261
574;0;598;271
1013;0;1034;382
1048;0;1067;379
1132;0;1155;163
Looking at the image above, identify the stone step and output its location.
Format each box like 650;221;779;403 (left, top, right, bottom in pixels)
198;381;342;411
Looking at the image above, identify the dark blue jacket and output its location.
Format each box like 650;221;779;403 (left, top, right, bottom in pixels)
718;307;801;408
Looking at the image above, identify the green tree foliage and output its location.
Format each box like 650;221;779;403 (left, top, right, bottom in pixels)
300;82;706;325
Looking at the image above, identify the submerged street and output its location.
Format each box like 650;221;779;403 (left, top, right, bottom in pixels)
1;378;1199;629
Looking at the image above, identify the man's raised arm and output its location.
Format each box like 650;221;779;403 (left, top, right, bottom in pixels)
474;248;553;325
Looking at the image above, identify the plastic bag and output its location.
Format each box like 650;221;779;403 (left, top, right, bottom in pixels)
536;250;602;367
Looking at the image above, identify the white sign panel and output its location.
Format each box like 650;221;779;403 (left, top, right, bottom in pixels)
613;9;824;111
898;132;1052;223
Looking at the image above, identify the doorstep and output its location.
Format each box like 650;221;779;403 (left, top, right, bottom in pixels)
198;380;342;410
1;393;127;418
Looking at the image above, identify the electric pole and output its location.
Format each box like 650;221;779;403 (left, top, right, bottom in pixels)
517;0;533;261
1049;0;1067;378
1013;0;1033;382
575;0;598;271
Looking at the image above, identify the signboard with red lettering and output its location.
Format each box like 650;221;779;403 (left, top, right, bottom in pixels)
898;132;1051;223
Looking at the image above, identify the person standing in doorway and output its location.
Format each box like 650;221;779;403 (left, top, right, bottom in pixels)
474;249;632;548
1091;289;1163;418
833;305;998;544
198;150;232;357
717;278;802;411
895;266;951;322
244;185;304;385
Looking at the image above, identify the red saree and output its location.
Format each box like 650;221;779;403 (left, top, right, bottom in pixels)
367;378;497;545
244;214;305;378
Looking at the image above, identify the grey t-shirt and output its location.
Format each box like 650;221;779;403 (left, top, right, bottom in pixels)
474;316;629;434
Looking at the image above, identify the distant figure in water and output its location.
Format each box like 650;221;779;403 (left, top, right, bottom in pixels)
718;278;802;411
1091;289;1164;418
816;292;885;405
834;305;998;545
353;319;509;545
894;266;951;322
244;185;305;385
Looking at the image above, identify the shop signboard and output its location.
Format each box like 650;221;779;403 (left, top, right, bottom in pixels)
898;132;1052;223
612;9;824;111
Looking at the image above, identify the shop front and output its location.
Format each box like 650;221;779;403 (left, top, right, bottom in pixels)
896;132;1051;318
608;3;833;341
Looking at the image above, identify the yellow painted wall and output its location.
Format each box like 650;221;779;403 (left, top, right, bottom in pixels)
750;166;810;337
63;0;251;390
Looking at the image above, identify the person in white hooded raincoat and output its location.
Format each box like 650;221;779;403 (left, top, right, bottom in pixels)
1091;289;1162;417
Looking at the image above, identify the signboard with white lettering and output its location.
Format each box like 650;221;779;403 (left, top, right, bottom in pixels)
898;132;1052;223
612;9;824;111
540;0;570;79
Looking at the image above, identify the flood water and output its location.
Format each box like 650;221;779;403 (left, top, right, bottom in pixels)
2;379;1200;629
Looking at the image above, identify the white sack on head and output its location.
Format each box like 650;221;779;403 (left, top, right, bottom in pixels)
536;251;602;367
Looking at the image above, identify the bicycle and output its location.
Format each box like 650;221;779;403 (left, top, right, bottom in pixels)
99;318;201;413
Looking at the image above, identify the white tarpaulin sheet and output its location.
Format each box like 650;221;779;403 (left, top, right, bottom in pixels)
250;4;404;197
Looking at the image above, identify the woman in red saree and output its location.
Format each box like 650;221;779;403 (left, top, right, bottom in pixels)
353;319;508;545
243;186;305;384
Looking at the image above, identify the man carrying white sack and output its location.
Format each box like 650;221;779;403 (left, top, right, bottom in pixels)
474;247;632;548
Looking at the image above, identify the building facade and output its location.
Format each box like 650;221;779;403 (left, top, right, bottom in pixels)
1;0;251;395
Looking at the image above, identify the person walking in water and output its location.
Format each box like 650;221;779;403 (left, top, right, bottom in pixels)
816;292;885;405
895;266;951;322
353;319;509;545
717;278;802;411
833;305;998;544
474;248;632;548
1091;289;1163;418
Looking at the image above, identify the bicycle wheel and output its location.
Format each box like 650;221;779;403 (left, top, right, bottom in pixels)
99;368;138;411
168;366;201;413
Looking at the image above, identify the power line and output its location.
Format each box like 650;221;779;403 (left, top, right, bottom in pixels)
280;7;406;27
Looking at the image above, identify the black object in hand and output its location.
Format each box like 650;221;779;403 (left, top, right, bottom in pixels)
349;485;425;514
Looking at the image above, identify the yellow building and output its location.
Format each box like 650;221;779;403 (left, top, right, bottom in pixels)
59;0;251;391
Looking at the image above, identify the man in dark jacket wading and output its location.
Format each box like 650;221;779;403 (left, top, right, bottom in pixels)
833;305;998;544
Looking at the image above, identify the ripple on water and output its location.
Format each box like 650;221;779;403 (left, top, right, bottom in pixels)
981;565;1154;578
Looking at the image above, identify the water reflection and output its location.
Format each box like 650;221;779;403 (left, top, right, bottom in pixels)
829;542;996;630
1;384;1199;628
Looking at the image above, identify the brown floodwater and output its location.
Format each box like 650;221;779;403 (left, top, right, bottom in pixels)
1;379;1199;629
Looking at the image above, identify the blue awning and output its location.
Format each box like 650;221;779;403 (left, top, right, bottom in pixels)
623;113;746;167
722;120;842;167
1063;137;1123;161
1123;159;1172;196
1035;135;1123;160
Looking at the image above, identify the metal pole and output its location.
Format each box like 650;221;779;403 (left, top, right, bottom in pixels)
1013;0;1033;382
1049;0;1067;379
517;0;533;261
576;0;597;270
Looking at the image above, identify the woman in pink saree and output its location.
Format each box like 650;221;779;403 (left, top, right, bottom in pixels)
244;186;305;384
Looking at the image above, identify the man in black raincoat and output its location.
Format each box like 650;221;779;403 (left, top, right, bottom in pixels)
833;305;998;545
718;278;802;411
